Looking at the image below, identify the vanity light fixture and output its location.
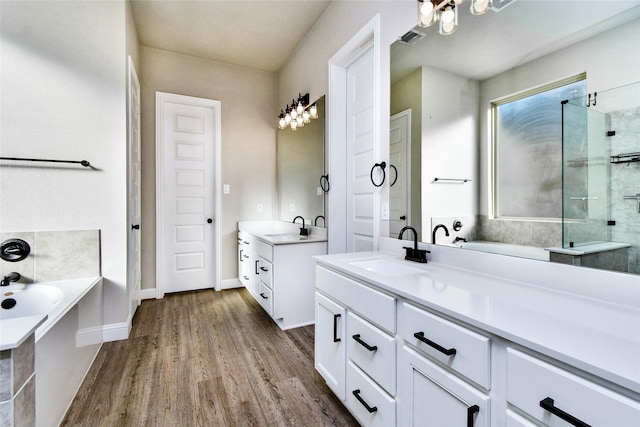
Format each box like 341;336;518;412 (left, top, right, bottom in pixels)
418;0;494;34
278;93;319;131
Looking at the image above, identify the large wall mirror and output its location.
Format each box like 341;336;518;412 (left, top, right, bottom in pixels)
388;1;640;275
277;96;326;226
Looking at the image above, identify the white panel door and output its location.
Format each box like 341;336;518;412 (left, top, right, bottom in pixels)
160;98;216;294
346;46;376;252
389;110;411;238
127;57;141;318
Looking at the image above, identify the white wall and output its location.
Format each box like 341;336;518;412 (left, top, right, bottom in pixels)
0;1;131;326
139;47;278;285
478;18;640;216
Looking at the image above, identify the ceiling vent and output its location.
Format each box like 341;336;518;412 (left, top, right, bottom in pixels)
398;29;425;46
490;0;517;12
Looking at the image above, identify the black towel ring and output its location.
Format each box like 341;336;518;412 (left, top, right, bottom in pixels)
320;174;330;193
389;164;398;187
370;162;386;187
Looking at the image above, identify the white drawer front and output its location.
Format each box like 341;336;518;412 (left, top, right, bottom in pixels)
316;267;396;333
254;239;273;262
347;312;396;396
505;409;538;427
401;302;490;389
507;348;640;427
257;282;273;316
259;258;272;289
346;361;396;427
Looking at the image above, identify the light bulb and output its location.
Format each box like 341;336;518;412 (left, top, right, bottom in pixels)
420;0;434;15
285;110;291;124
303;110;311;123
310;104;318;119
470;0;490;15
290;120;298;131
279;118;286;129
296;101;304;115
296;116;304;127
441;6;454;24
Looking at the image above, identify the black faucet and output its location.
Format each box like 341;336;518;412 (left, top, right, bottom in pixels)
1;272;21;287
314;215;325;227
432;224;450;245
398;226;429;263
293;216;309;236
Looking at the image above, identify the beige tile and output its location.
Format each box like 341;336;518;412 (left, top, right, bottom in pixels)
34;230;100;281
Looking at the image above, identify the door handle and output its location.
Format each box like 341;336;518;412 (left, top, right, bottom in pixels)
400;215;406;220
131;224;140;230
207;218;213;224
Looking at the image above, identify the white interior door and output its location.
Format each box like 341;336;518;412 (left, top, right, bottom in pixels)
389;110;411;238
346;46;376;252
157;93;219;295
127;57;141;319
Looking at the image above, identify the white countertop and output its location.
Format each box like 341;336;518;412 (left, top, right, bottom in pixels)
315;251;640;394
0;277;101;350
239;220;327;245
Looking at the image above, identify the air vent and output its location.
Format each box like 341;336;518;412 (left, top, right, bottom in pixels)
398;29;425;46
490;0;517;12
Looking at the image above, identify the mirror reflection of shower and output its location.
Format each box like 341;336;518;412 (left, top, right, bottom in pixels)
559;81;640;273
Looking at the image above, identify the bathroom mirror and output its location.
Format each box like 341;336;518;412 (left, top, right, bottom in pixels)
277;96;326;226
388;1;640;275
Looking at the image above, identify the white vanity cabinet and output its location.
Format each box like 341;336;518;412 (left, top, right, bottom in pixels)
237;232;256;294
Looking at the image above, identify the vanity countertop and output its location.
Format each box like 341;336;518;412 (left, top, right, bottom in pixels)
239;220;327;245
315;251;640;395
251;232;327;245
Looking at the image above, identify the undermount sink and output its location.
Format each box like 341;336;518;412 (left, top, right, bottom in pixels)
349;258;428;277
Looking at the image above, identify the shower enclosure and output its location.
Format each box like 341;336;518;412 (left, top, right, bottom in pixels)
560;81;640;273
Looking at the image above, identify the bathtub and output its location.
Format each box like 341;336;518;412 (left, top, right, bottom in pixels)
455;240;550;261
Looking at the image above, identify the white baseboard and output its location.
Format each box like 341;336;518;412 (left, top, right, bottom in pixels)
76;326;104;347
102;322;130;342
220;278;242;290
140;288;157;300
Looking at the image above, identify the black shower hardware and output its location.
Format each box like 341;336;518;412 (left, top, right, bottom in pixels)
320;174;330;192
398;226;429;263
433;177;472;183
314;215;325;227
370;162;386;187
1;238;31;262
432;224;450;245
0;156;94;168
1;272;21;287
453;236;467;243
293;216;308;236
389;164;398;186
452;220;463;231
586;92;597;107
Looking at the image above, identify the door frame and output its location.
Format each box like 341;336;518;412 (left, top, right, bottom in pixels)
127;56;141;324
155;92;222;298
327;14;382;254
390;108;412;232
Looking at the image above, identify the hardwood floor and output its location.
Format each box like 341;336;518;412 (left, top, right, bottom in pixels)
61;288;358;427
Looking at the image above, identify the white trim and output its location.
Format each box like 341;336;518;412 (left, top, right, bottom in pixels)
327;15;381;254
102;322;130;342
391;109;412;226
155;92;222;298
75;326;103;347
220;278;243;290
139;288;157;300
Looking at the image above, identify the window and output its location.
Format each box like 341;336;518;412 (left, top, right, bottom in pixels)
492;75;586;219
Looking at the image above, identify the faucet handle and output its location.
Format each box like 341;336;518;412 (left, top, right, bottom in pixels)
403;247;430;263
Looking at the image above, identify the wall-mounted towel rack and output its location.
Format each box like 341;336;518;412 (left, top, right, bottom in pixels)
0;157;94;168
610;152;640;164
433;177;472;183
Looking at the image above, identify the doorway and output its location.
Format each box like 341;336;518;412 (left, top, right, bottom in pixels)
156;92;221;296
128;57;141;320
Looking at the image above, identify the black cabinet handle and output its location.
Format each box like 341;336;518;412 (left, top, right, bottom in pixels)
255;260;260;275
352;334;378;351
370;162;386;187
540;397;591;427
467;404;479;427
333;314;341;343
352;389;377;413
413;331;457;356
260;293;268;300
260;267;268;272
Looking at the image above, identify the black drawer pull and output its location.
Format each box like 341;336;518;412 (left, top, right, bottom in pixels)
540;397;591;427
413;331;457;356
259;293;268;299
260;267;269;272
333;314;341;343
467;404;479;427
352;389;377;413
255;260;260;275
352;334;378;351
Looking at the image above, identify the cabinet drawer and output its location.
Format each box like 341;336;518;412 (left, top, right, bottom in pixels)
507;348;640;426
257;282;273;316
259;258;272;289
347;312;396;396
254;239;273;262
401;302;490;389
316;267;395;333
346;360;395;427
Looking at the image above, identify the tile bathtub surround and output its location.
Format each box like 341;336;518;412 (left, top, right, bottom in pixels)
0;232;35;284
0;335;36;427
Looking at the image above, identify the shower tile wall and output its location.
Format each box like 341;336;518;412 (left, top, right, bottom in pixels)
608;106;640;274
476;215;562;248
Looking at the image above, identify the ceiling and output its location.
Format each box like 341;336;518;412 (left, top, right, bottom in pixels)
391;1;640;82
130;0;333;73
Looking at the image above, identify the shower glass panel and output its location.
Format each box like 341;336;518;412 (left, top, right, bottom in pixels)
562;81;640;273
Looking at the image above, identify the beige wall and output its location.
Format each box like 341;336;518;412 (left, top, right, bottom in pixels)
0;0;131;326
139;47;278;288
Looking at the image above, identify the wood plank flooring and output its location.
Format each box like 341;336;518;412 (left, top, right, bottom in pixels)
61;287;358;426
